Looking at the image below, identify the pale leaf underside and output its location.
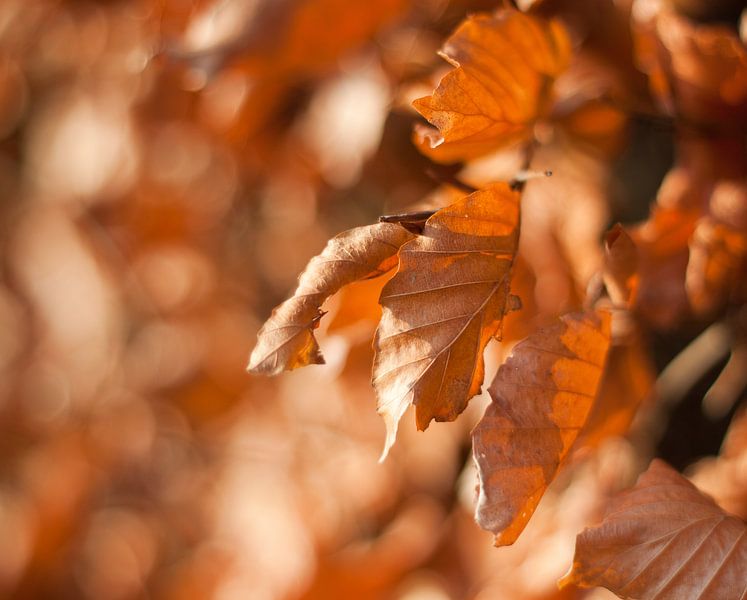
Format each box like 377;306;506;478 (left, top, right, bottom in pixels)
248;223;414;375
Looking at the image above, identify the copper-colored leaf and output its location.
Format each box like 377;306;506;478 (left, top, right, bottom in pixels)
373;184;520;458
577;336;655;450
412;9;571;163
472;310;612;546
561;459;747;599
603;224;639;308
634;6;747;126
687;180;747;315
248;223;414;375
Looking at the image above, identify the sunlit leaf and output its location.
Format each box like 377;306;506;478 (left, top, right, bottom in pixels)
248;223;415;375
560;459;747;599
472;310;611;546
412;8;571;163
373;183;520;459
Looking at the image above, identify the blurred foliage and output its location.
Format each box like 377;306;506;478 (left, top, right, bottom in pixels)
0;0;745;599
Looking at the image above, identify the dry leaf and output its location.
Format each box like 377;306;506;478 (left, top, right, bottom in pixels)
632;204;700;329
519;141;610;315
472;310;612;546
687;180;747;315
577;336;655;450
561;459;747;599
248;223;414;375
412;8;571;163
602;224;639;308
634;5;747;126
691;408;747;520
373;183;520;459
687;218;747;315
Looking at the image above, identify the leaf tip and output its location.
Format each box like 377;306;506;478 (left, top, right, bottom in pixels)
377;411;399;463
556;568;576;590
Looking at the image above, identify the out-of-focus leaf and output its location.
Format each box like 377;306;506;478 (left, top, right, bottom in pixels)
687;218;747;314
632;202;701;329
373;184;520;459
412;8;571;163
472;310;612;546
602;224;639;308
561;459;747;599
634;5;747;126
248;223;414;375
687;180;747;314
692;407;747;520
519;141;610;315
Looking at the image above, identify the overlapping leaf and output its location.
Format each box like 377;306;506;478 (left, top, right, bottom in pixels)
412;8;571;163
687;180;747;315
373;184;520;459
602;224;639;308
561;459;747;599
472;310;612;546
248;223;414;375
634;5;747;126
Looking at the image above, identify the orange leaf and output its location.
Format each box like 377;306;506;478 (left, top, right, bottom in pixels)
472;310;612;546
560;459;747;599
603;224;639;309
248;223;415;375
634;6;747;126
412;9;571;163
373;184;520;459
577;336;655;450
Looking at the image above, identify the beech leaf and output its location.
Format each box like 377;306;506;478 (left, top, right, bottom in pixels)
472;310;612;546
412;8;571;163
603;223;639;308
248;223;415;375
373;183;520;459
560;459;747;599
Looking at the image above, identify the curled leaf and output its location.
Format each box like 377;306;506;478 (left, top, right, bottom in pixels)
472;310;612;546
561;459;747;599
412;8;571;163
374;183;520;459
603;224;639;308
248;223;414;375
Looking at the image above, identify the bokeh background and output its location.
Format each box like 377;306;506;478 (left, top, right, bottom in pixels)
0;0;744;599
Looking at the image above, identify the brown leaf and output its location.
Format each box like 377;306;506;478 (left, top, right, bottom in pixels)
603;224;639;308
472;310;612;546
634;6;747;127
248;223;415;375
412;9;571;163
560;459;747;599
577;336;655;450
687;180;747;315
373;183;520;458
519;141;610;315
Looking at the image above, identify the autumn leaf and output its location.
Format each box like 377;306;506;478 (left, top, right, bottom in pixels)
412;8;571;163
687;180;747;315
561;459;747;599
373;183;520;459
248;223;414;375
633;5;747;126
603;224;639;308
577;337;655;450
472;310;612;546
